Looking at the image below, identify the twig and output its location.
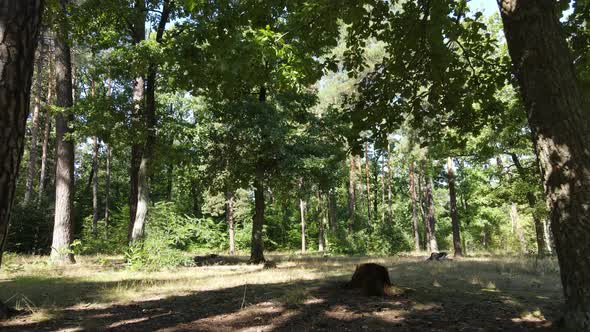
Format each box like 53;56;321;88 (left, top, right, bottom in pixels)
240;284;248;310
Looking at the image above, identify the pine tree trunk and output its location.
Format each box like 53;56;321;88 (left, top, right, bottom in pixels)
424;174;438;252
51;0;75;264
104;144;111;232
387;141;393;224
328;189;337;230
225;191;235;255
24;50;44;204
91;136;100;237
348;155;356;232
0;0;43;268
364;143;371;222
38;53;54;204
380;172;386;223
317;191;325;252
499;2;590;328
250;165;266;263
447;158;463;257
409;162;420;251
299;198;306;254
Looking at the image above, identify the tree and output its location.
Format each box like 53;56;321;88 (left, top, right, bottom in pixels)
447;157;463;257
409;161;420;252
51;0;76;264
0;0;44;268
498;2;590;328
24;40;45;204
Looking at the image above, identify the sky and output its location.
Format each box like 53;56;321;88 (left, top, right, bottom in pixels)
469;0;499;16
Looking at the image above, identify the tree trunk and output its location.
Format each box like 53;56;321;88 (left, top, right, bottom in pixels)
317;191;325;252
0;0;43;268
129;0;171;243
127;0;146;242
91;135;100;236
447;158;463;257
364;143;371;223
348;155;356;232
51;0;75;264
409;162;420;251
299;198;306;254
24;48;44;204
509;203;528;254
499;2;590;328
380;172;385;223
424;174;438;252
387;141;393;224
38;46;53;205
509;152;547;257
104;144;111;232
250;165;266;263
328;188;337;230
226;191;235;255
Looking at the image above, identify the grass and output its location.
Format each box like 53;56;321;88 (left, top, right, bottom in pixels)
0;253;563;331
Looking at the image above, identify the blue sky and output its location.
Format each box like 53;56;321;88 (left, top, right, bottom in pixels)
469;0;499;16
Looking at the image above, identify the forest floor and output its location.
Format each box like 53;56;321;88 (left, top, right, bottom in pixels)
0;253;563;331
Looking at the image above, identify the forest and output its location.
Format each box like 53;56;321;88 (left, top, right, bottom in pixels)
1;0;589;331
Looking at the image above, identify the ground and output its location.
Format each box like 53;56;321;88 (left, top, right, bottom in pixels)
0;254;563;331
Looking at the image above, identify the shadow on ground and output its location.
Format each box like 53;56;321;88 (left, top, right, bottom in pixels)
0;257;563;331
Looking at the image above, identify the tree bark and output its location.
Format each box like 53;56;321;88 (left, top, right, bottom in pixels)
0;0;43;268
423;173;438;252
348;155;356;232
364;143;371;223
225;191;235;255
38;54;53;205
91;135;100;236
499;1;590;328
250;165;266;263
51;0;75;264
24;47;44;204
299;198;306;253
447;157;463;257
409;162;420;252
104;144;111;232
317;191;325;252
387;141;393;224
127;0;146;242
328;188;337;230
38;41;53;205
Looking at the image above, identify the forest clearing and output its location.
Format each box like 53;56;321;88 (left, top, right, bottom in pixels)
2;0;590;331
1;254;562;331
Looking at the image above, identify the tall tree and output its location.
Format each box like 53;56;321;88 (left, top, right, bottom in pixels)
498;1;590;328
423;173;438;252
130;0;172;242
364;143;372;222
509;152;547;257
409;161;420;252
0;0;43;268
38;50;53;204
24;42;44;204
447;157;463;257
91;135;99;236
127;0;147;242
51;0;76;264
348;155;356;232
386;141;393;224
225;191;235;255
